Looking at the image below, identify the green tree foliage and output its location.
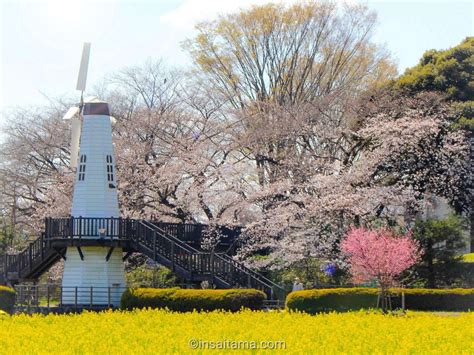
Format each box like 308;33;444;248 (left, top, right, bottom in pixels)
0;221;25;254
453;101;474;131
273;257;349;289
413;215;467;288
395;37;474;101
0;225;14;254
125;264;178;289
186;2;396;108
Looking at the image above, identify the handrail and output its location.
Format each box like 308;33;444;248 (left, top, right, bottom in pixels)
213;253;285;298
142;221;199;253
43;217;241;244
2;217;285;300
141;220;284;298
14;284;126;309
217;254;283;291
144;220;283;295
44;217;125;240
151;220;241;243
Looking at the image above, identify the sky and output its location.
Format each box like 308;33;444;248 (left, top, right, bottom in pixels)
0;0;473;127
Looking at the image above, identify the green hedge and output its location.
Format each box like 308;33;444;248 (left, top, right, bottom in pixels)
286;288;379;314
286;288;474;313
392;288;474;311
121;288;266;312
0;286;15;314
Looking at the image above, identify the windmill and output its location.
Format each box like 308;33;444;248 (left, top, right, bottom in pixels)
62;42;90;168
61;43;125;306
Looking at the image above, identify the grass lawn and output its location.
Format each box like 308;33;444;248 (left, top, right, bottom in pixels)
0;309;472;354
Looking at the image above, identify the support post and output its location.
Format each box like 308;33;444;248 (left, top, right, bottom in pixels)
77;247;84;261
74;287;78;311
29;247;32;271
40;234;44;260
171;242;175;271
118;217;122;244
47;284;50;309
78;216;82;241
44;217;49;240
105;247;114;262
70;216;74;246
3;256;6;282
210;252;214;285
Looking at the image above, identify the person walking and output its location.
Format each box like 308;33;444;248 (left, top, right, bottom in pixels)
292;277;304;292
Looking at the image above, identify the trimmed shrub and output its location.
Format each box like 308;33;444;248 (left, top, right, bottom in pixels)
0;286;15;314
286;288;379;314
286;288;474;313
121;288;179;310
391;288;474;311
121;288;266;312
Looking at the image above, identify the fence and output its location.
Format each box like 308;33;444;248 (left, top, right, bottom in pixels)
14;284;127;310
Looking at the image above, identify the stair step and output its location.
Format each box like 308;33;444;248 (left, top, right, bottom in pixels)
1;218;286;300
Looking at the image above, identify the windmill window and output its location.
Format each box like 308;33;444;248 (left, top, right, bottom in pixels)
78;155;86;181
106;155;114;182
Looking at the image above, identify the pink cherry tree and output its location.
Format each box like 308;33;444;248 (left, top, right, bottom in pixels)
341;226;422;312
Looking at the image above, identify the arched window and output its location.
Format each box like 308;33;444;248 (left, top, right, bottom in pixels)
78;155;86;181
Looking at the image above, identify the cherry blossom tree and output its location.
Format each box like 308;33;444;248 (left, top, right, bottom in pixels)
237;92;469;273
341;226;422;312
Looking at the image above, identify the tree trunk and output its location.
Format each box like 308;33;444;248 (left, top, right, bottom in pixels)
426;239;436;288
379;285;390;314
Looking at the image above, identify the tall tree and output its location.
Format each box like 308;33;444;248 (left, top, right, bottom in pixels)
395;37;474;102
394;37;474;252
185;1;396;186
239;92;469;270
412;215;467;288
341;226;421;312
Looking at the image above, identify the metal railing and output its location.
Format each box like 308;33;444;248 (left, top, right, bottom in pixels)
14;284;285;313
45;217;126;240
2;217;285;301
153;221;241;244
133;221;285;299
15;284;126;311
44;217;241;243
2;234;53;281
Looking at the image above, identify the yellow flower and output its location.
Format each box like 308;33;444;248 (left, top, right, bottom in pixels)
0;309;472;354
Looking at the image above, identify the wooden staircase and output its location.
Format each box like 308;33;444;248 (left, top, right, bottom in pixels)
1;218;285;300
136;221;284;299
1;234;66;284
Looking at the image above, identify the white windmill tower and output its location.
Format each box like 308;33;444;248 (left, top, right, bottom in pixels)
62;43;125;306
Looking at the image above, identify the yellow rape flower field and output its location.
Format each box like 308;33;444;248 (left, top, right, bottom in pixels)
0;309;472;354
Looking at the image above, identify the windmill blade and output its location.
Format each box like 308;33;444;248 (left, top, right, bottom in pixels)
76;42;91;92
63;106;80;120
70;117;82;168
